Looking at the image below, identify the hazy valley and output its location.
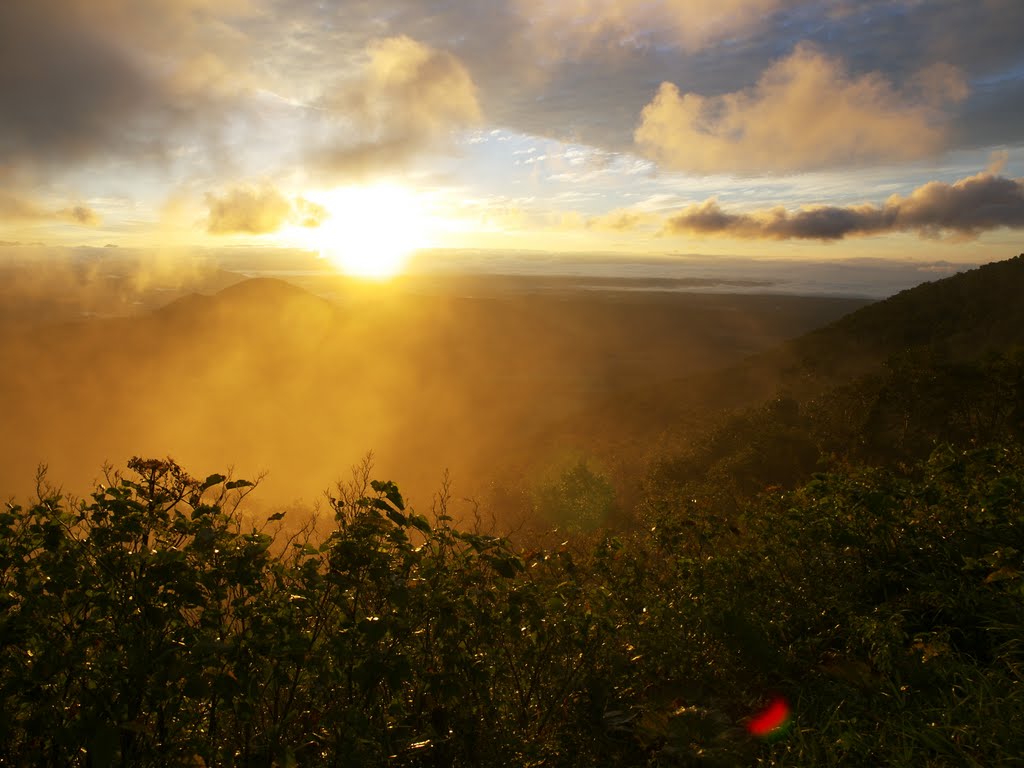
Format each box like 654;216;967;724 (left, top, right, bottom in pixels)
0;256;869;513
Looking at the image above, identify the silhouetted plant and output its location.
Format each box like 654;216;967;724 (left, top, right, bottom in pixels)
2;444;1023;765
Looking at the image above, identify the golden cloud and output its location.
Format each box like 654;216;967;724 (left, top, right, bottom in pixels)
314;36;481;178
586;208;658;231
0;191;101;226
206;185;328;235
635;43;968;174
293;197;328;229
363;36;481;133
0;192;46;221
58;206;102;226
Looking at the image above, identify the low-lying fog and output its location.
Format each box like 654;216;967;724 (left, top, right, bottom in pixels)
4;245;954;523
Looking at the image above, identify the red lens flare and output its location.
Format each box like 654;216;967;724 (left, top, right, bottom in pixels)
747;697;791;738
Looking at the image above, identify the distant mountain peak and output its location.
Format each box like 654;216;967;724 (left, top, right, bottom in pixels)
214;277;319;304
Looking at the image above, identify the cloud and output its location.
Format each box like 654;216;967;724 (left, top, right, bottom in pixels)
273;0;1023;157
635;43;968;174
0;0;256;178
292;197;328;229
0;193;47;222
586;209;658;231
57;206;102;227
517;0;785;58
205;185;328;234
312;36;481;178
892;171;1024;238
0;2;155;171
662;170;1024;241
207;186;291;235
0;191;101;226
987;150;1010;175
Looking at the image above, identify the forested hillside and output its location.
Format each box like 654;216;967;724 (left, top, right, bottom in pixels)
650;255;1024;506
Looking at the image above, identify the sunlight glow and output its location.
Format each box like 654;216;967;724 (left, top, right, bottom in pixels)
314;185;430;279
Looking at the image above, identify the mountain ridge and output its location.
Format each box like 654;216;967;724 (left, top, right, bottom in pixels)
648;253;1024;502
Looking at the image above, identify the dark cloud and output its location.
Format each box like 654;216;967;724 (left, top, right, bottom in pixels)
0;3;155;170
915;0;1024;80
896;172;1024;237
663;171;1024;241
0;0;255;179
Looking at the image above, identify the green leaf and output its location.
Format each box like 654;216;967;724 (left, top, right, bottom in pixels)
371;479;405;510
358;616;388;643
226;479;254;490
267;511;286;522
201;473;227;490
483;553;523;578
194;526;216;547
985;566;1020;583
409;513;432;534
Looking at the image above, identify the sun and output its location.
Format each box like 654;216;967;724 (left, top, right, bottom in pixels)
314;184;429;279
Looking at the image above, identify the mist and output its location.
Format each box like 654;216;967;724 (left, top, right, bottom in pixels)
0;246;877;528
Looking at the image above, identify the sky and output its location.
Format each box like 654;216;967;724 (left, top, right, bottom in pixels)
1;0;1023;273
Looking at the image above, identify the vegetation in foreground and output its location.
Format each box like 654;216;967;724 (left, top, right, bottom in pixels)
1;443;1022;766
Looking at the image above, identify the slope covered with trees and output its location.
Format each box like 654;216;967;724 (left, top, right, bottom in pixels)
650;255;1024;506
